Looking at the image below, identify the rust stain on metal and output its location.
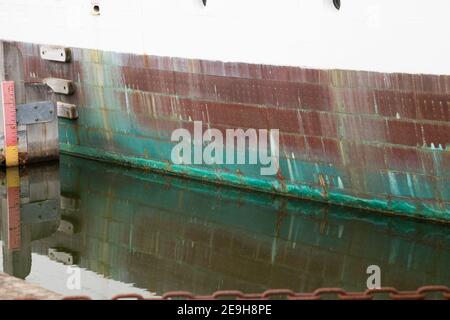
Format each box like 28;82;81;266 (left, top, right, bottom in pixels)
318;174;328;197
18;151;28;165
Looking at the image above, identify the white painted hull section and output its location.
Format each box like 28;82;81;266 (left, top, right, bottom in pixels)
0;0;449;75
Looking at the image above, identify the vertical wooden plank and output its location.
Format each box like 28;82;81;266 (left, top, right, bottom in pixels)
26;119;59;163
3;43;25;106
28;162;60;202
24;49;59;163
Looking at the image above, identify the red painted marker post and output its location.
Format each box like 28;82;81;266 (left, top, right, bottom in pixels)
1;81;19;167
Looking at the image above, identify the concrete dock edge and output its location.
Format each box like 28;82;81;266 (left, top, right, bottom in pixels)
0;272;62;300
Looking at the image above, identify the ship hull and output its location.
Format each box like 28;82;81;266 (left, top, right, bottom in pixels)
7;41;448;222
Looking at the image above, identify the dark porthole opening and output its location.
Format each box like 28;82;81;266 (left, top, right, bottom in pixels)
333;0;341;10
202;0;207;7
93;5;100;15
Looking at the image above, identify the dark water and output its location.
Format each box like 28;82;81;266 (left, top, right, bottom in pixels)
0;155;449;299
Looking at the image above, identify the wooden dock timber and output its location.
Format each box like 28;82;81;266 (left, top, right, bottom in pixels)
0;272;62;300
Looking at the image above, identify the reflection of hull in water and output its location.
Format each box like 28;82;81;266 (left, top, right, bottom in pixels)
31;155;450;294
0;163;60;279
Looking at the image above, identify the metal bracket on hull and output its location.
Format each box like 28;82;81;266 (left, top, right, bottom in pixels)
48;248;76;265
21;200;59;224
43;78;75;95
57;101;78;120
40;46;71;63
60;194;81;211
16;101;55;125
58;217;77;235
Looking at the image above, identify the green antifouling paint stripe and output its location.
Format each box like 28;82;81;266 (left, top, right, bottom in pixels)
59;143;450;223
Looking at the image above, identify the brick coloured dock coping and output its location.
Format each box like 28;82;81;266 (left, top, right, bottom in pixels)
0;272;62;300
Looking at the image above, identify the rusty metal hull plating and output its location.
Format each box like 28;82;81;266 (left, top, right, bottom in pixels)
7;41;450;222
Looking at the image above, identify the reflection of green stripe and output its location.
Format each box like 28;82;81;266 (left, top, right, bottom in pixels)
59;142;450;222
56;154;450;291
58;153;450;246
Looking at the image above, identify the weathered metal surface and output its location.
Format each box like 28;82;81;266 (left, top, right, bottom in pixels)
9;42;450;221
43;77;74;95
57;101;78;119
17;101;55;125
39;46;71;63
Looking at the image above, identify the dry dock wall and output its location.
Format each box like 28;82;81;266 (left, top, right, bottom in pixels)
6;41;450;222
